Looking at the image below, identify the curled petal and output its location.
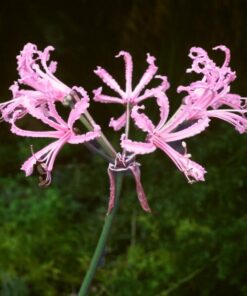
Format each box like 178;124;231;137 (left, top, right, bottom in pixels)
131;105;155;133
213;45;230;68
94;66;125;97
72;86;90;103
121;137;156;155
93;87;123;104
154;90;170;130
132;53;158;97
109;112;127;131
116;51;133;95
67;97;89;129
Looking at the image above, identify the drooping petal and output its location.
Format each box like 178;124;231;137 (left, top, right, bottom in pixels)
129;163;151;212
21;137;68;177
109;112;127;131
93;87;123;104
116;51;133;95
94;66;125;97
131;105;155;133
121;137;156;155
153;136;206;183
132;53;158;97
10;121;63;138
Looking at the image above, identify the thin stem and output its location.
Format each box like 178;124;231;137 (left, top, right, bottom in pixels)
78;174;124;296
122;102;131;157
66;99;117;159
84;111;117;158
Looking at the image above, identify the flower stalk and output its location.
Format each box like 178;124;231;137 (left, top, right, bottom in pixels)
78;173;123;296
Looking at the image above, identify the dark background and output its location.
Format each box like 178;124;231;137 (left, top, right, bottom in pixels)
0;0;247;295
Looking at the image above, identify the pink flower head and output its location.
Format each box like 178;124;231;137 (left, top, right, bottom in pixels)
107;153;151;214
177;46;247;133
1;43;77;123
121;93;209;183
93;51;169;130
10;87;101;186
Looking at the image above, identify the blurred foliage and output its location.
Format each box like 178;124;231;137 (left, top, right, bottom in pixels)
0;0;247;295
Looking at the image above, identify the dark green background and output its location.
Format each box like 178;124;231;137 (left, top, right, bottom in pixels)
0;0;247;295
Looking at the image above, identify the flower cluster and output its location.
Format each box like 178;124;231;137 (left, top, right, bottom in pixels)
0;43;101;186
1;43;246;212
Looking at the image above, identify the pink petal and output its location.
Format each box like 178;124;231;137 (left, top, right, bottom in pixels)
116;51;133;95
94;66;125;97
153;136;206;183
68;128;101;144
213;45;230;68
93;87;123;104
129;163;151;212
160;105;188;134
21;137;67;176
206;110;247;133
121;137;156;155
11;121;63;138
131;105;155;133
109;112;127;131
132;53;158;97
22;99;67;131
160;116;210;142
67;97;89;128
154;90;170;130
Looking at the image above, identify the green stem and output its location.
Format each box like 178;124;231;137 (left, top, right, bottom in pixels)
78;174;124;296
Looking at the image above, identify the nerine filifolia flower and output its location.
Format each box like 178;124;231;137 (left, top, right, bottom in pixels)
10;88;100;186
93;51;169;130
177;46;247;133
121;92;209;183
0;43;77;122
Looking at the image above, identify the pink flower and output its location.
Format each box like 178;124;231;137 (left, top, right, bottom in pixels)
10;87;100;186
0;43;77;123
177;46;247;133
93;51;169;130
121;92;209;183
